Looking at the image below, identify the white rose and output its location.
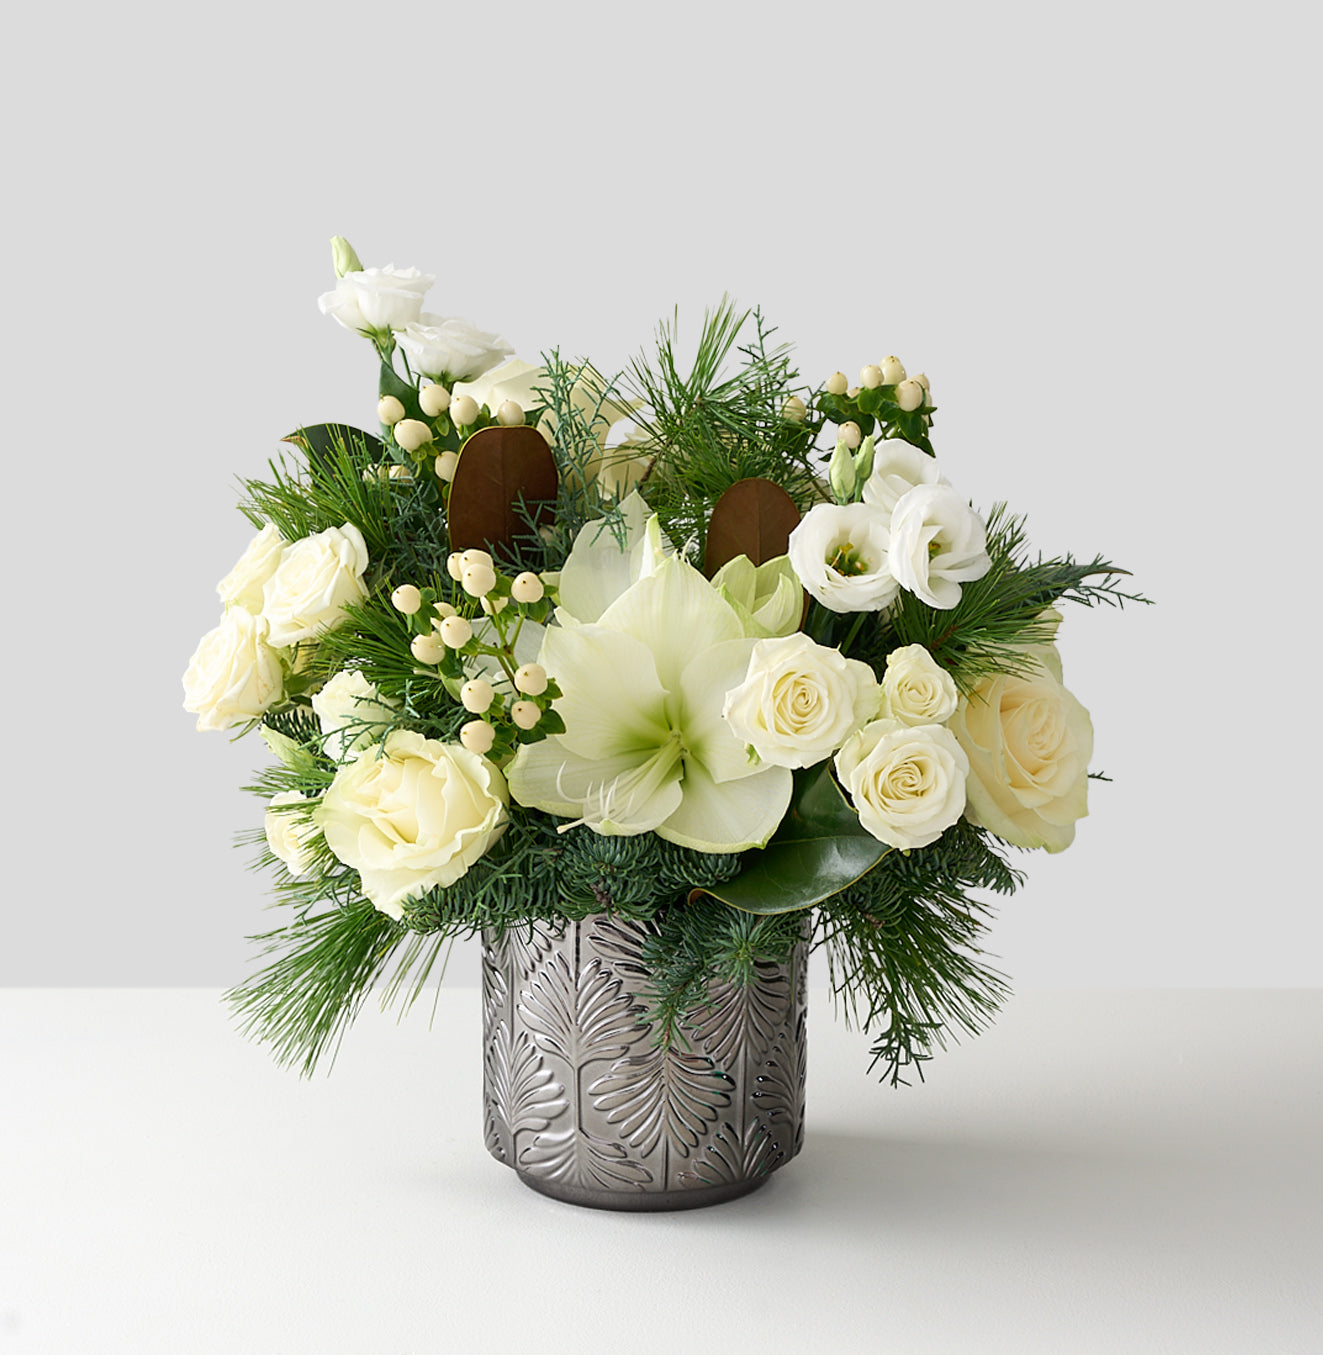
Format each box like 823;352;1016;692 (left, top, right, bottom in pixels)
787;502;898;614
395;314;514;382
264;791;319;877
261;522;370;649
882;644;959;726
860;440;948;516
310;669;399;761
723;633;881;768
316;265;434;334
888;484;992;610
947;643;1093;852
834;718;969;850
216;523;285;614
317;731;509;919
182;607;284;732
452;358;545;416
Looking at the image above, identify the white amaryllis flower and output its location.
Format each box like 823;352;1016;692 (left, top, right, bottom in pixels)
507;554;793;852
395;314;514;382
555;491;670;624
834;718;969;849
860;439;948;515
311;669;400;762
881;644;959;726
723;633;880;769
787;501;898;614
317;265;434;334
182;607;284;731
216;522;284;614
261;522;370;648
888;484;991;610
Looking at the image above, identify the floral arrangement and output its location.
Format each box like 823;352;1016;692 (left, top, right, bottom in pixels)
183;238;1144;1082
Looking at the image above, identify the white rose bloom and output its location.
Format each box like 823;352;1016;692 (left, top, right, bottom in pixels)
316;265;434;334
317;731;509;919
396;314;514;382
723;633;881;769
834;718;969;850
216;523;285;614
947;643;1093;852
261;522;370;649
182;607;284;732
311;669;400;761
452;358;546;416
881;644;959;726
860;440;948;516
264;791;319;877
888;484;991;610
787;502;898;614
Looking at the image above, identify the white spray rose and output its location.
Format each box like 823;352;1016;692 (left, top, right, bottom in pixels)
834;718;969;850
317;265;433;334
317;731;509;919
860;440;948;515
216;523;284;614
261;522;370;649
311;669;400;761
947;643;1093;852
182;607;284;732
395;315;514;382
264;791;319;877
881;644;959;726
888;484;992;610
787;502;898;614
723;633;881;769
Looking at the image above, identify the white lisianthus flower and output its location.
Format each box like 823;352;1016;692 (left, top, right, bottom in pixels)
396;314;514;382
311;669;399;762
182;607;284;731
722;633;881;769
261;522;370;648
216;522;285;614
888;484;991;610
787;502;898;614
264;791;319;877
710;554;804;638
860;440;948;516
317;265;434;334
947;643;1093;852
317;732;509;919
881;644;959;726
508;554;793;852
834;719;969;850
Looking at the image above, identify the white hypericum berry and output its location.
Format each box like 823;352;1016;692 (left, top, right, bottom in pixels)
459;549;494;572
838;420;862;451
419;384;451;417
496;400;525;427
480;594;509;615
896;379;924;412
410;633;446;664
460;719;496;755
432;601;458;621
511;700;541;730
378;395;406;426
391;584;422;614
446;552;465;581
434;450;459;482
510;571;544;604
462;565;496;598
394;418;434;452
782;395;807;422
439;615;473;648
824;371;849;396
450;394;480;427
879;355;907;385
514;662;548;696
859;364;883;390
461;678;495;714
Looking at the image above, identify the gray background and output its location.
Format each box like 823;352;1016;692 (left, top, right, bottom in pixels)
4;0;1315;988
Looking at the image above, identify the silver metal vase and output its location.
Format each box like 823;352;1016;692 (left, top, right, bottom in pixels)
481;913;807;1210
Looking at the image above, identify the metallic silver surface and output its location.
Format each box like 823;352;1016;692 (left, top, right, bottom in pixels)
481;914;807;1211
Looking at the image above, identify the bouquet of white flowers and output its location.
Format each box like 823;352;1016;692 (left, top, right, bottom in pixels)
184;238;1144;1083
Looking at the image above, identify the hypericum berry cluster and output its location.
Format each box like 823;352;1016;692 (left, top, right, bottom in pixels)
819;357;935;455
377;385;530;485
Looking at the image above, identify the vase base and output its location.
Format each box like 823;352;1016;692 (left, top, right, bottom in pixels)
515;1170;774;1212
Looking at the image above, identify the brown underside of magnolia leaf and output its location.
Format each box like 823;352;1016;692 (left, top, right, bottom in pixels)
704;476;802;576
446;426;560;558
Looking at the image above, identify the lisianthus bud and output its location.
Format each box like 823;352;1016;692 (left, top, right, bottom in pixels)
829;437;857;502
419;384;451;417
446;552;465;581
782;395;808;422
391;584;422;614
896;379;924;412
514;662;548;696
511;700;541;730
462;563;497;597
879;355;906;385
330;236;363;278
838;421;862;451
854;434;876;483
378;395;406;426
496;400;525;427
510;571;544;604
450;394;480;427
859;364;883;390
439;615;473;648
434;450;459;482
461;678;495;714
394;418;434;452
825;371;849;396
460;719;496;755
410;633;446;664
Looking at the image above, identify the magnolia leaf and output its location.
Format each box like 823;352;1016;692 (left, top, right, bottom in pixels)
704;477;801;577
446;425;559;556
282;422;387;466
693;762;890;915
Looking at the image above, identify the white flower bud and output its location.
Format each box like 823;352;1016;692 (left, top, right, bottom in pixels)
824;371;849;396
859;364;883;390
511;700;541;730
460;719;496;755
391;584;422;614
461;678;495;714
434;450;459;482
782;395;807;422
463;563;497;597
377;395;406;426
496;400;525;427
838;421;862;451
410;632;446;664
450;394;480;427
419;384;451;417
394;418;434;452
514;662;548;696
446;552;465;581
510;571;545;604
896;379;925;412
439;614;473;648
879;355;907;385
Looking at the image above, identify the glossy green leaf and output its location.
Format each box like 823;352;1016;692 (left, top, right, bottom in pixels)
282;422;387;466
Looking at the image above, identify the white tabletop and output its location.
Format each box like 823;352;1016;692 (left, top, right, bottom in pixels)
2;989;1319;1354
